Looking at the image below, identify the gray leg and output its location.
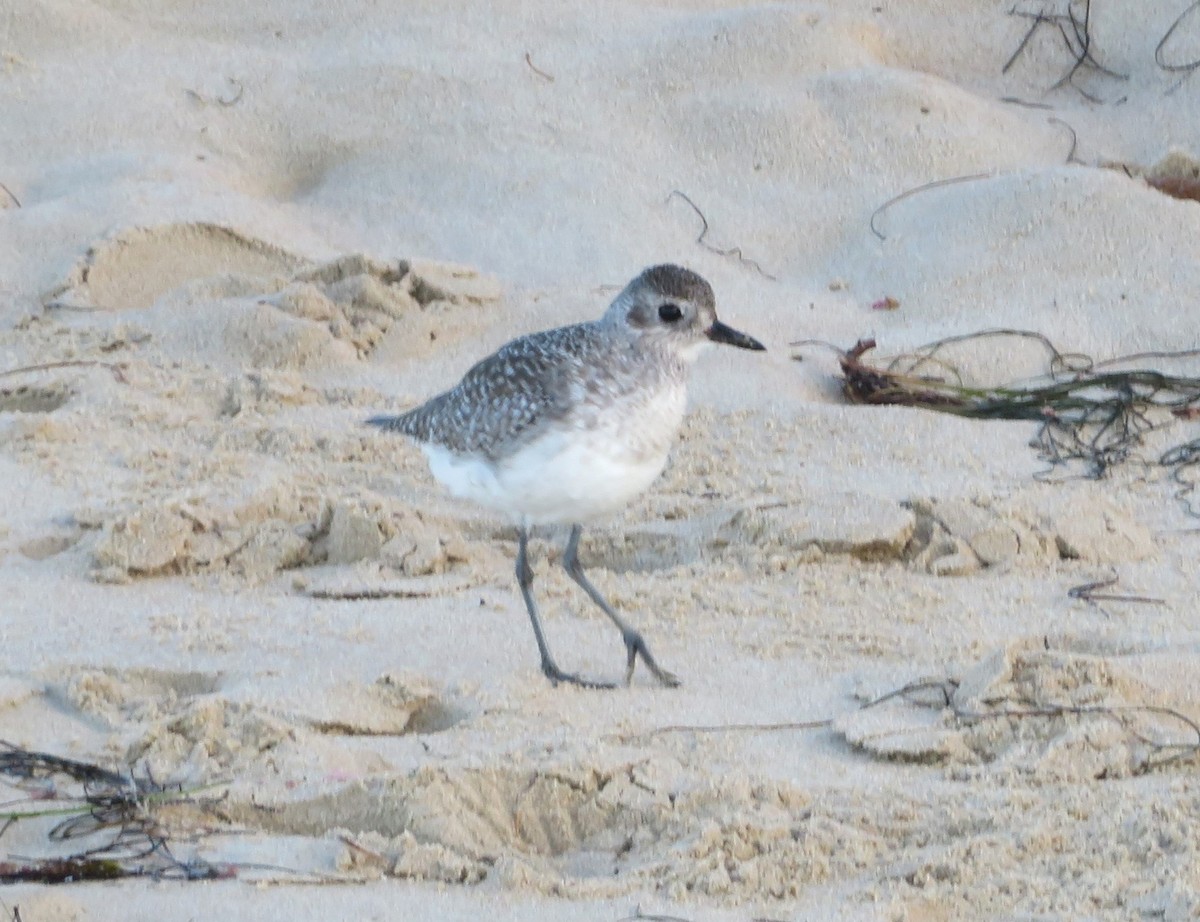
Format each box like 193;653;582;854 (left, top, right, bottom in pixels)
516;526;616;689
562;525;681;688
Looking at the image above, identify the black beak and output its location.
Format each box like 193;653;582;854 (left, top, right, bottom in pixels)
707;320;766;351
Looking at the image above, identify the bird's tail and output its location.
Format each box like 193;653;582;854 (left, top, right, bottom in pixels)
365;414;410;432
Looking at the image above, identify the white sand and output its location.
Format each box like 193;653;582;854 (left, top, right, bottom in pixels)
3;0;1200;918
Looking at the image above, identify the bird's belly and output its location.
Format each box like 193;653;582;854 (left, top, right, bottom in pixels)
422;383;686;525
423;437;668;525
422;429;671;525
423;445;510;512
496;429;669;524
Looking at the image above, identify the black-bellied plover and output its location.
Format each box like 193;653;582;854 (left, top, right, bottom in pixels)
368;265;765;688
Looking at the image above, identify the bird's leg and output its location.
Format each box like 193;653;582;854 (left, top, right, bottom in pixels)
516;526;616;689
562;524;681;688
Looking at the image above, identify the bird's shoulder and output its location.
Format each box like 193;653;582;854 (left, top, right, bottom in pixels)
461;321;619;390
387;322;623;457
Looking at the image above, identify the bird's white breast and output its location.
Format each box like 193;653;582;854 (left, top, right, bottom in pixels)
422;379;688;525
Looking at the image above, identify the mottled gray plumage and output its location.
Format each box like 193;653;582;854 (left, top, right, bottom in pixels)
367;264;764;690
367;264;715;461
367;321;682;461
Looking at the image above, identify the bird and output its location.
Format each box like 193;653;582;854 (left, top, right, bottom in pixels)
367;264;765;689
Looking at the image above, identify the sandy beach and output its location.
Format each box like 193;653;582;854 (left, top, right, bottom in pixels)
3;0;1200;918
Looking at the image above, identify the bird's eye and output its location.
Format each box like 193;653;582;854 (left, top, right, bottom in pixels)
658;303;683;322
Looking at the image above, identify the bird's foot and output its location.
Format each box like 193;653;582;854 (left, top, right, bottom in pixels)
541;658;619;690
622;629;682;688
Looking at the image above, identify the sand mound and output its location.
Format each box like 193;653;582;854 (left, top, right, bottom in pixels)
59;665;222;726
45;223;307;312
296;672;468;737
233;756;883;900
837;165;1200;356
837;639;1196;781
908;485;1157;574
43;226;501;372
89;482;474;585
47;665;463;787
699;483;1155;577
724;493;917;565
89;478;323;582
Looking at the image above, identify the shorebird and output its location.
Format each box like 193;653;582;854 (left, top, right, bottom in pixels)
368;264;765;688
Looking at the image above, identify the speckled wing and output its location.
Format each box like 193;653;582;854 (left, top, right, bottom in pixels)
367;323;604;459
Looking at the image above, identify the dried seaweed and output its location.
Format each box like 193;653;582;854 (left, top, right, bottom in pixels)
666;190;777;280
867;677;1200;774
646;717;832;737
869;173;993;241
523;52;554;81
0;360;128;384
955;700;1200;774
797;332;1200;489
616;910;695;922
1005;0;1128;102
1068;573;1165;606
643;671;1200;775
0;741;230;883
870;117;1075;240
1156;0;1200;92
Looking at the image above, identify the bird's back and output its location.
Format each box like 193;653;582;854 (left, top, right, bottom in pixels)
368;321;677;462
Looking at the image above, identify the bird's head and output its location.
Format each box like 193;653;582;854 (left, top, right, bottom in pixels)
606;264;765;361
